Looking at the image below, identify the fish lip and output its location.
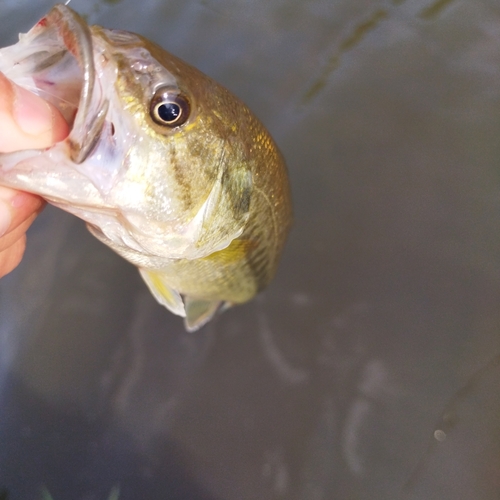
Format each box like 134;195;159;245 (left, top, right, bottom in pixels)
43;5;106;165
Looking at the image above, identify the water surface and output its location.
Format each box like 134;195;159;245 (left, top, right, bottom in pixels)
1;1;500;499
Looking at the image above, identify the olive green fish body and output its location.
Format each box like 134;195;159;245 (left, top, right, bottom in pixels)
146;118;291;299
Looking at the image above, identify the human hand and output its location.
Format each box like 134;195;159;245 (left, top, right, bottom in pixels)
0;72;69;278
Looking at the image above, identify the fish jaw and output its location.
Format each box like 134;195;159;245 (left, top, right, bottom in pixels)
0;5;110;160
0;7;146;235
0;5;115;203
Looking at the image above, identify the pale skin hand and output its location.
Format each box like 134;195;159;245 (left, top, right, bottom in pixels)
0;72;69;278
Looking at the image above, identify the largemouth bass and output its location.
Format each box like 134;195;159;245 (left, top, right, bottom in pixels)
0;5;292;330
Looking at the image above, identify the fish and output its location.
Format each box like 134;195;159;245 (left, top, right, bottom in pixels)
0;5;292;330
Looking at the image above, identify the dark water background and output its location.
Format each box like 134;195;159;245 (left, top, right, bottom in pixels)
1;0;500;498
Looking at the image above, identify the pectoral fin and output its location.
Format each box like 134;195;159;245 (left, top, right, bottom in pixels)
184;296;224;332
203;238;255;265
139;269;185;317
139;269;229;331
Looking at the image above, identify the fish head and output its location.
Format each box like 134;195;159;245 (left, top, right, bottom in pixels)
0;5;253;263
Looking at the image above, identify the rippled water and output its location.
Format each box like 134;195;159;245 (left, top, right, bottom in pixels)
1;0;500;499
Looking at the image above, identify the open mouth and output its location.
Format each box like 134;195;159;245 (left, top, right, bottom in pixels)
1;5;108;164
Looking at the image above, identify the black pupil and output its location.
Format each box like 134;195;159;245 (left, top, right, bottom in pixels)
157;102;180;123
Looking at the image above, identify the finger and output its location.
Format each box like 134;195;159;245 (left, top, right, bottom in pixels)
0;72;69;152
0;235;26;278
0;209;40;253
0;186;45;245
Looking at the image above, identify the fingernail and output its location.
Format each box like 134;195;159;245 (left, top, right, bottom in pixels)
13;85;53;136
11;191;36;209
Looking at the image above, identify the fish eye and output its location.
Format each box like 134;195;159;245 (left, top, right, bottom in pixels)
150;87;190;127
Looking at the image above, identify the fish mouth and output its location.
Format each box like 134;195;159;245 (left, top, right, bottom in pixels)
50;5;109;165
1;4;107;164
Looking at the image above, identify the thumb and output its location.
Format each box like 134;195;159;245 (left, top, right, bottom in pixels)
0;72;69;152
